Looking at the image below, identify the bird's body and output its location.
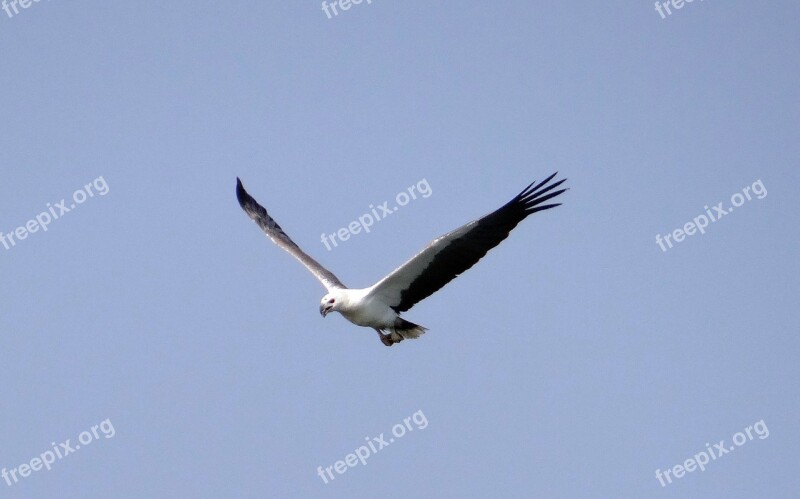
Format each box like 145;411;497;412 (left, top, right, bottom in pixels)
320;286;426;345
326;287;391;328
236;173;566;346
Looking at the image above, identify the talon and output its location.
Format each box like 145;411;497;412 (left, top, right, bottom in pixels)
376;329;395;346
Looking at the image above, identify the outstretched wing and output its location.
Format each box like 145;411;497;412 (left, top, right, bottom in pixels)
236;178;346;291
366;172;566;312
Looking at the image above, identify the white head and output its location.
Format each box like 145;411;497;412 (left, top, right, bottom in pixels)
319;290;345;317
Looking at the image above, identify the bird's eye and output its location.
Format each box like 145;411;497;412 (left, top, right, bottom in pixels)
328;299;335;304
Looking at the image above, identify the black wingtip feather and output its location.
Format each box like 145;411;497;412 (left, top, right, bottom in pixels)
526;187;567;209
525;171;559;195
236;177;250;209
527;202;562;214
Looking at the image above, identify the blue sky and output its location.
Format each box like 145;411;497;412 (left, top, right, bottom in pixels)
1;1;798;498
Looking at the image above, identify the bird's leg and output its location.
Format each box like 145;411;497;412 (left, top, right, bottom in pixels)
375;328;394;347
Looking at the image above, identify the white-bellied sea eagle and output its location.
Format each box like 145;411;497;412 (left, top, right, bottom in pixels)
236;173;566;346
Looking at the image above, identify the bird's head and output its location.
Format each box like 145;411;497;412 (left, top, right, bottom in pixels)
319;292;342;317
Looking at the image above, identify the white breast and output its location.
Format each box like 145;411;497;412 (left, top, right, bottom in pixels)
339;288;398;327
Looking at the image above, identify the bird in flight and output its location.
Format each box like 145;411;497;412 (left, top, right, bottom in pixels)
236;173;567;346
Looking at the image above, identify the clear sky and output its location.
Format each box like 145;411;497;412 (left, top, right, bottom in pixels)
1;1;798;498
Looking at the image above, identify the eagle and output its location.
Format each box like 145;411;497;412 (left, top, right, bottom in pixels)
236;173;566;346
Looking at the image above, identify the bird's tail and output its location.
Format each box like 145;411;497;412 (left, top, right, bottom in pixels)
390;318;428;342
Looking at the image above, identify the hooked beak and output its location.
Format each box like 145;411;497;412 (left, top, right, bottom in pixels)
320;304;329;317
